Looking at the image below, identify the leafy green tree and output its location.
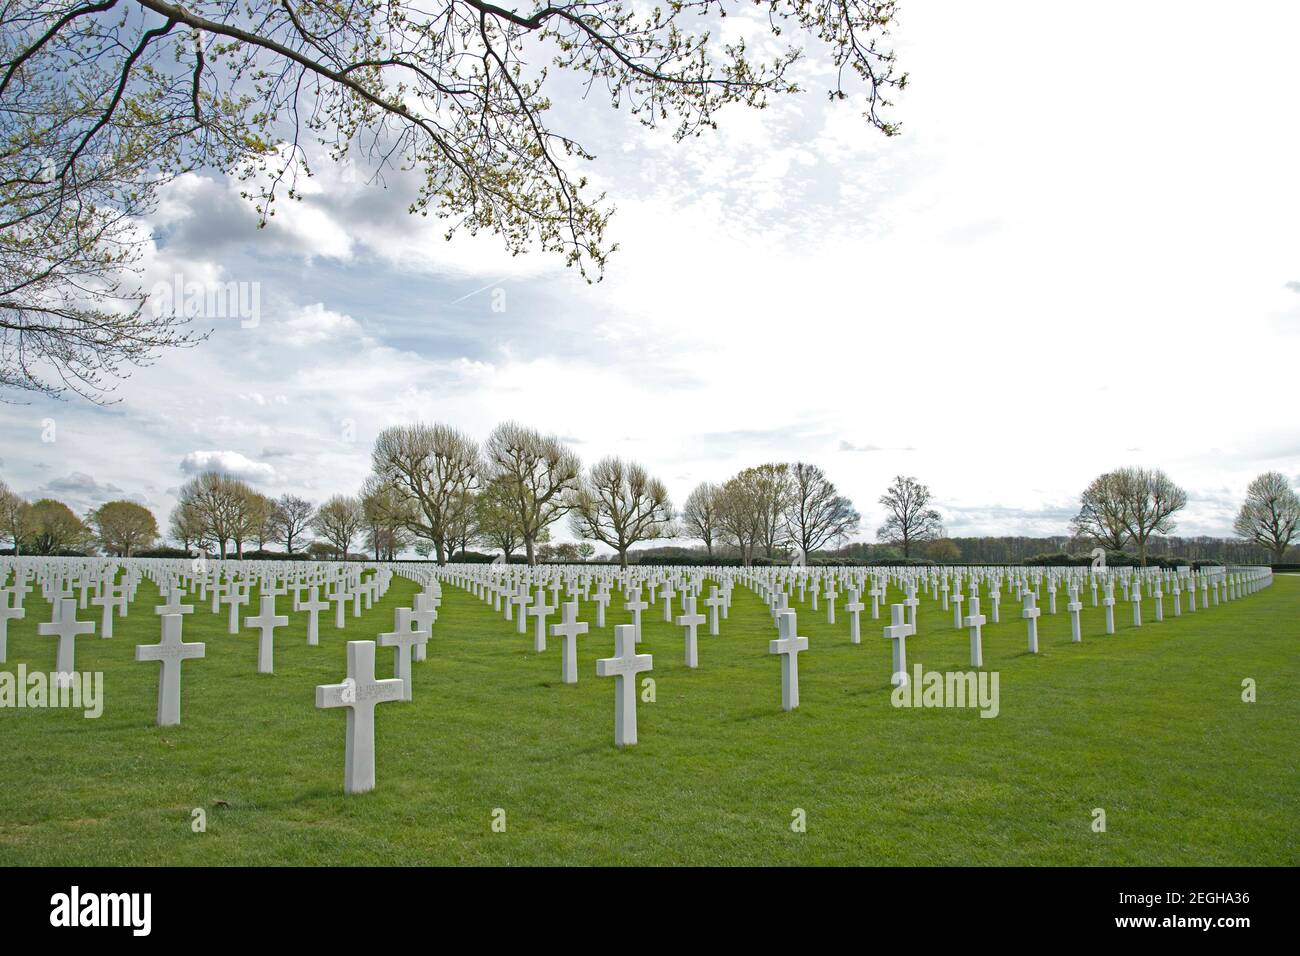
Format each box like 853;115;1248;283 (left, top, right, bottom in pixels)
22;498;92;554
0;479;30;554
89;499;159;555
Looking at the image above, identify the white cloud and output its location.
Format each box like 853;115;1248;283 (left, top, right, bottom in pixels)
178;450;277;484
275;304;362;347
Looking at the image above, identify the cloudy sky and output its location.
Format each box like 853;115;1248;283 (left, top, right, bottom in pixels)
3;0;1298;549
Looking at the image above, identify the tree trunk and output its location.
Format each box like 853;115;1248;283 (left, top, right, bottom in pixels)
525;536;536;566
618;546;628;569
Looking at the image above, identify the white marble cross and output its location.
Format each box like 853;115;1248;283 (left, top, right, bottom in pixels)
529;597;555;653
883;603;914;687
136;613;205;726
703;586;724;636
91;584;126;639
1102;583;1117;634
299;586;330;646
410;593;438;661
623;589;648;642
378;607;428;701
593;588;610;628
903;587;920;630
38;598;95;681
245;595;288;674
844;588;864;644
1131;584;1143;627
675;596;706;669
769;609;809;711
331;586;351;629
661;580;676;622
0;590;25;664
596;624;653;747
316;640;405;794
9;577;32;609
222;586;249;635
155;588;192;617
1067;586;1083;643
1022;590;1042;653
208;579;227;615
963;595;987;667
513;586;532;635
550;601;588;684
824;581;838;624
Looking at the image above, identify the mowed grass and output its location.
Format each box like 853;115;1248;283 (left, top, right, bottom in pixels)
0;570;1296;866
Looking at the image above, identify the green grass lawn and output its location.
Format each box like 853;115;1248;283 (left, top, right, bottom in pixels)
1;570;1295;865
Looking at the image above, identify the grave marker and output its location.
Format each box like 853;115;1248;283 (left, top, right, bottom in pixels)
595;625;653;747
315;641;405;794
135;614;205;726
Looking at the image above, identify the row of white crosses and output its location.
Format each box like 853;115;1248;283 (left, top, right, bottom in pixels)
1;556;437;795
1;557;1276;791
437;564;743;746
728;562;1276;691
365;561;1265;732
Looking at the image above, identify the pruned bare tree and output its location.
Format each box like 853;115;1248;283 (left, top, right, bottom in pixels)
1233;471;1299;565
2;1;904;400
716;472;761;566
311;493;365;560
1070;472;1131;553
168;499;208;553
737;462;793;558
360;475;414;560
876;474;942;558
371;423;479;565
682;481;723;557
269;493;315;554
1113;467;1186;566
570;457;674;568
175;470;253;558
483;421;580;565
239;490;275;552
473;474;524;560
784;461;859;557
